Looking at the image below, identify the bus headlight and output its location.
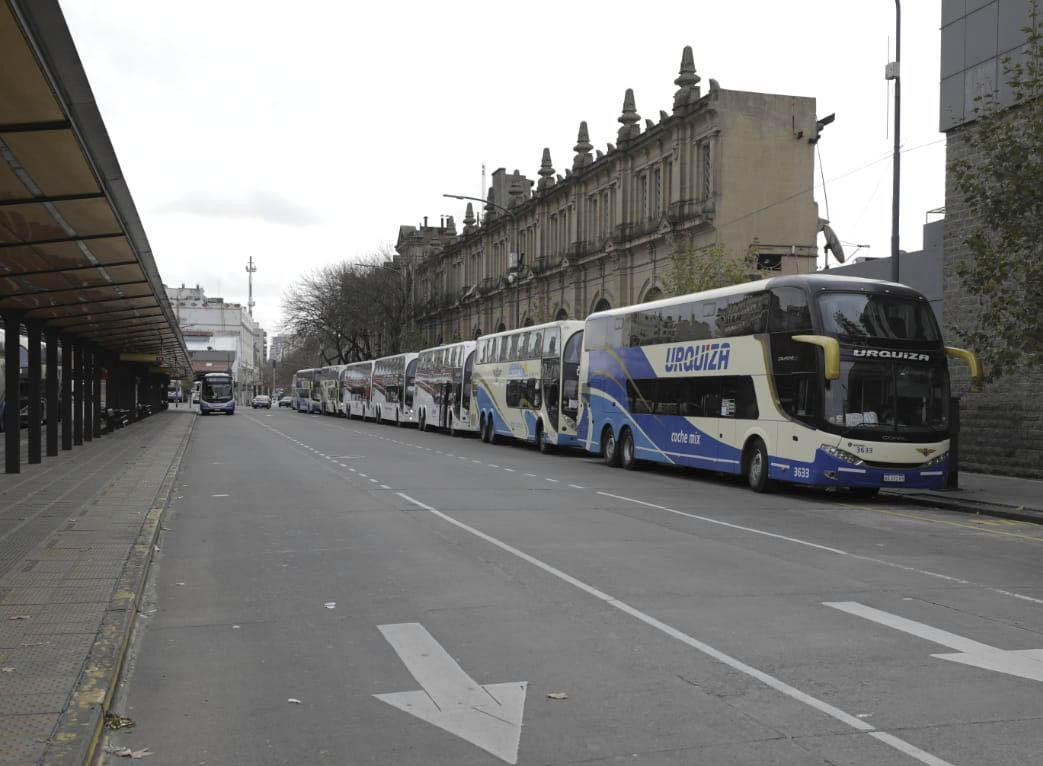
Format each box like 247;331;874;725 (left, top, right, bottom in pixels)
921;452;948;468
820;444;865;466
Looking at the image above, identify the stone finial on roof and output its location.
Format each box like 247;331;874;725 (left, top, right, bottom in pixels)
645;118;655;130
673;45;702;112
617;88;641;143
463;202;476;234
606;142;616;153
596;150;604;160
572;121;593;171
537;147;556;191
659;110;669;122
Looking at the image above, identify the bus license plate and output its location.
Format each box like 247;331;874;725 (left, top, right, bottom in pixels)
883;473;905;483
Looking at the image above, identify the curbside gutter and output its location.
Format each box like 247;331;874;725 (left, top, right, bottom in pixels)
42;413;196;766
881;490;1043;525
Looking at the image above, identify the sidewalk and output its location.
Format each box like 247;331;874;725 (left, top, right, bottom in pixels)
0;410;194;766
884;471;1043;523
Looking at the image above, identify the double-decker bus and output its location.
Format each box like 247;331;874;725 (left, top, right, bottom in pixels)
580;274;982;494
414;341;477;434
339;361;373;419
291;369;319;413
368;353;418;425
472;320;585;450
317;365;345;415
199;372;235;416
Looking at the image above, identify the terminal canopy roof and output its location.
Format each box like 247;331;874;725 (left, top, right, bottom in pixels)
0;0;189;375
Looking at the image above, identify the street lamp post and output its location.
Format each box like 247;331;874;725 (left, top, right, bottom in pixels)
442;193;521;327
887;0;902;283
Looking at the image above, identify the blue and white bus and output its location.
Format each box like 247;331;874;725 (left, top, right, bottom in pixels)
414;341;477;435
473;320;586;450
199;372;235;416
580;274;982;494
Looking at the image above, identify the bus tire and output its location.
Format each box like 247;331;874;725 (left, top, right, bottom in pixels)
486;418;497;445
602;426;620;467
745;438;771;493
620;428;639;470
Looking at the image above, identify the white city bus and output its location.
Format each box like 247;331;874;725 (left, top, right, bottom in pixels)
317;365;345;415
339;361;373;419
580;274;982;494
414;340;478;435
368;353;418;425
199;372;235;415
472;320;585;450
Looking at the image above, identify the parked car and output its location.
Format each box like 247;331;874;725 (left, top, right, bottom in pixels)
251;394;272;409
278;396;292;407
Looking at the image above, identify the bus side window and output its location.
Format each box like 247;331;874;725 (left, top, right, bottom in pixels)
543;328;560;357
768;287;812;333
529;331;542;359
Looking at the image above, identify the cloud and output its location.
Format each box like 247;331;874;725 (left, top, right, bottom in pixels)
154;190;321;227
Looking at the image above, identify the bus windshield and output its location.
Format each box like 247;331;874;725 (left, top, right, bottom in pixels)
817;292;939;342
202;376;233;403
823;360;949;435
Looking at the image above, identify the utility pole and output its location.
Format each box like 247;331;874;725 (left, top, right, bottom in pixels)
887;0;902;283
246;256;257;316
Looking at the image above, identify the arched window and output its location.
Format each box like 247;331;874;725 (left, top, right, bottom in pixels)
554;307;569;320
496;322;506;333
643;286;664;303
523;317;534;327
593;297;611;313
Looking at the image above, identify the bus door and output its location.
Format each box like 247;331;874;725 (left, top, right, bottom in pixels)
441;382;451;429
559;330;582;434
404;358;417;412
459;350;475;428
542;356;560;432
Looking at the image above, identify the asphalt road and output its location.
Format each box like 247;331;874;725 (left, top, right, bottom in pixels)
103;407;1043;765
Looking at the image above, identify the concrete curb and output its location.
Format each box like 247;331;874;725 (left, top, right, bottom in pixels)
42;413;196;766
882;490;1043;525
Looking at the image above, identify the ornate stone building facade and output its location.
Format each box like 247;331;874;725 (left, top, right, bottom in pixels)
396;47;823;346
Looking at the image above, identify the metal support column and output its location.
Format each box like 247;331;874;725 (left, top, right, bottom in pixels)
92;346;102;438
45;328;58;456
127;368;137;422
26;321;42;464
83;346;93;442
3;313;23;473
61;336;72;450
73;341;83;445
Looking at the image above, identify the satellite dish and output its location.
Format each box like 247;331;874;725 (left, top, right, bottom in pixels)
819;219;846;264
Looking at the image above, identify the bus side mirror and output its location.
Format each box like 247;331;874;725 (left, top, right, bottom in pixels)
945;347;984;393
792;335;840;381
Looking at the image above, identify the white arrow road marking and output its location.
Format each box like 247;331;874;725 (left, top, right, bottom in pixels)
825;601;1043;683
374;622;527;764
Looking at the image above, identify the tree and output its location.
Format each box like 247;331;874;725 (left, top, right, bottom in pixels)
280;248;413;364
666;241;759;297
949;4;1043;378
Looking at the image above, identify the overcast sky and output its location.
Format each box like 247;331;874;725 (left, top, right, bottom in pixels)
60;1;945;339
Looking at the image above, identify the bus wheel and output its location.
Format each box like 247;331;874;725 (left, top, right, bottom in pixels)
745;438;772;493
486;418;497;445
602;426;620;467
620;428;639;470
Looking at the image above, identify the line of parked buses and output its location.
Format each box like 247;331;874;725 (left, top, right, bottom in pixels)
289;275;983;496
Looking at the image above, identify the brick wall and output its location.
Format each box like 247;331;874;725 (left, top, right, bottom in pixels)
943;122;1043;478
